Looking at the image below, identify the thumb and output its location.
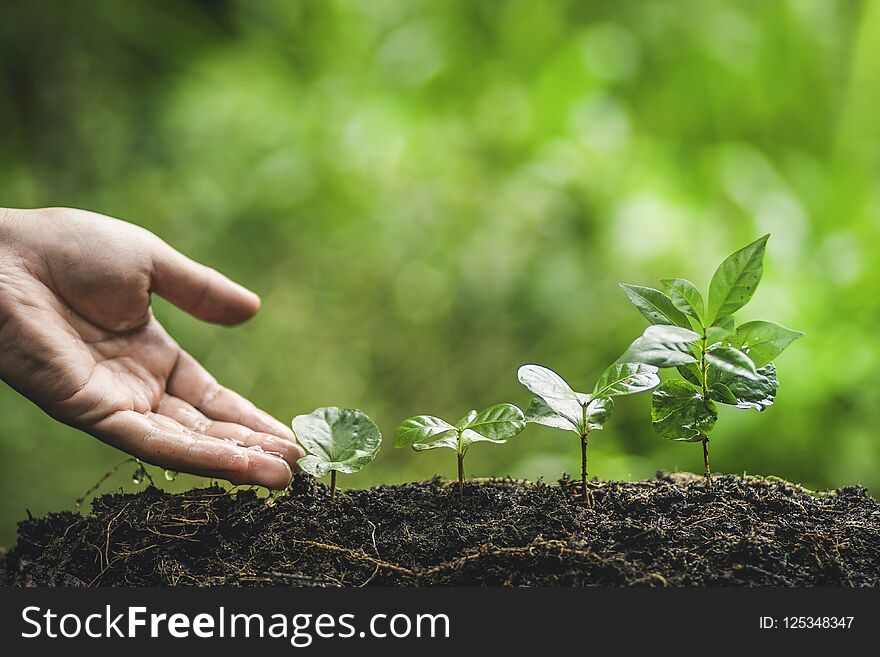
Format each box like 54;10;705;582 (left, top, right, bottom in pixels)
150;238;261;325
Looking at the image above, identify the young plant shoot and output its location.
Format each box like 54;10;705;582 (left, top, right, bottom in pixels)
291;407;382;501
518;363;659;505
620;234;802;487
394;404;525;495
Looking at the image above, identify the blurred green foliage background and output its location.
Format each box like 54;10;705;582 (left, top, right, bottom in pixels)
1;0;879;546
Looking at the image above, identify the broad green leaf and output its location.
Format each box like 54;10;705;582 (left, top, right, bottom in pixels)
411;433;460;451
402;404;526;452
651;380;717;442
728;320;803;368
707;234;769;324
524;396;579;432
517;364;582;426
586;396;614;431
661;278;705;325
677;362;704;387
517;364;577;400
706;316;735;344
619;283;690;328
394;415;454;449
293;407;382;477
462;403;525;441
593;362;660;397
461;428;508;447
709;382;739;405
455;410;478;429
716;364;778;410
705;346;759;380
620;325;700;368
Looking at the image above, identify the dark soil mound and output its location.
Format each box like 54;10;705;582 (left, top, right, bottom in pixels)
4;473;879;586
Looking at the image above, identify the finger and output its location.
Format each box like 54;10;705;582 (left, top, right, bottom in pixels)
168;351;298;442
149;236;261;325
91;409;293;489
156;395;303;466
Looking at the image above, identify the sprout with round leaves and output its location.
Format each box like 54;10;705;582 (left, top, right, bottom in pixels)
394;404;525;495
291;407;382;501
518;362;659;505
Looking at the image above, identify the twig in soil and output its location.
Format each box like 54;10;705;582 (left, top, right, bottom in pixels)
743;474;837;498
629;573;670;587
76;458;138;509
294;540;416;576
292;537;612;582
358;521;382;587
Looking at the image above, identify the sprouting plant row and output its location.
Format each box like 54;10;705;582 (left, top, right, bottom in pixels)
290;235;802;503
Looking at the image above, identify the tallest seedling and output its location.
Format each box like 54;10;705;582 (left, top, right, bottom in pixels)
620;235;802;487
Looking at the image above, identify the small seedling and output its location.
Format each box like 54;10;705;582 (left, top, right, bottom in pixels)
394;404;525;495
518;362;659;505
620;234;802;487
291;407;382;501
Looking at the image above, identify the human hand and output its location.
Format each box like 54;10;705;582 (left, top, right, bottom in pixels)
0;207;303;488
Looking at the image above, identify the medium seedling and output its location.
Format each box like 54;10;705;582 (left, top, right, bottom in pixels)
620;234;802;487
518;362;659;505
291;407;382;501
394;404;525;495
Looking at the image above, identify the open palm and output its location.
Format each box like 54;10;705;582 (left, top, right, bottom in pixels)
0;207;302;488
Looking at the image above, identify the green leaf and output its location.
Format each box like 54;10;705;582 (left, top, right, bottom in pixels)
706;316;735;344
728;320;803;368
399;404;526;453
709;382;739;405
461;403;525;441
460;428;509;447
677;362;704;386
593;362;660;397
394;415;455;449
586;396;614;431
705;345;759;380
411;433;460;452
716;364;779;410
619;283;691;328
517;364;582;426
661;278;705;325
650;380;718;442
525;394;613;434
293;407;382;477
524;396;579;432
455;410;478;429
707;234;769;324
619;325;700;368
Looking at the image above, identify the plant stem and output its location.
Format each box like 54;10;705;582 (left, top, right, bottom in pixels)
330;470;337;502
580;434;591;507
702;437;712;489
699;328;709;393
456;429;464;496
698;328;713;487
579;402;591;507
457;453;464;496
